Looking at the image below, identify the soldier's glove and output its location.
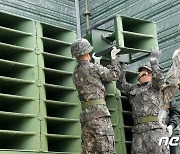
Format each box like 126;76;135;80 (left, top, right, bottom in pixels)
111;46;121;59
167;125;173;137
150;47;161;65
158;108;168;130
119;61;129;71
150;47;161;59
172;48;180;59
92;53;102;65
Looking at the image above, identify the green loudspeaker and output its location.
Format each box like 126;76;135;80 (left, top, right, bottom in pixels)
0;12;40;151
88;14;158;63
36;23;81;153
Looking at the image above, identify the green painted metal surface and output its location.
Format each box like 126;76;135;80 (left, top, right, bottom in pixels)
88;15;158;64
0;12;81;153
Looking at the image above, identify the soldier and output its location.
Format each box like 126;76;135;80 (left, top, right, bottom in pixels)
161;48;180;109
71;38;121;154
167;99;180;154
116;48;170;154
158;48;180;130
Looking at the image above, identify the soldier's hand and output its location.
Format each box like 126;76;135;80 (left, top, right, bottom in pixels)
167;125;173;137
158;108;168;130
92;53;102;65
119;61;129;70
111;46;120;59
150;47;161;59
172;48;180;59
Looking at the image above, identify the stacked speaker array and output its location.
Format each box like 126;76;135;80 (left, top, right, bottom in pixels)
0;13;40;151
115;15;158;62
0;12;81;154
37;23;81;153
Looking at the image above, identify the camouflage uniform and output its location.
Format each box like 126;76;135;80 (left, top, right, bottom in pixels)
73;59;120;153
116;63;170;154
167;99;180;154
161;48;180;109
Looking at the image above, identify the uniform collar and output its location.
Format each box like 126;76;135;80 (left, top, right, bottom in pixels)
78;60;90;64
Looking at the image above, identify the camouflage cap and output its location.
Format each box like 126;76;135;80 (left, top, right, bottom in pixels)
138;64;152;73
71;38;93;58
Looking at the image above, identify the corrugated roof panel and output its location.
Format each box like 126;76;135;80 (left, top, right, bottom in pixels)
0;0;76;30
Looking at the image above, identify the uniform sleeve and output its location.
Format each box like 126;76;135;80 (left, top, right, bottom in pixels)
150;58;173;109
150;59;165;90
164;49;180;98
166;48;180;88
156;49;180;109
94;61;121;82
168;100;180;129
116;69;133;95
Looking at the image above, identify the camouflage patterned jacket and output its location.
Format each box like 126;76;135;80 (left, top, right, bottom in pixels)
165;48;180;88
167;99;180;129
161;48;180;109
116;63;165;133
73;60;121;122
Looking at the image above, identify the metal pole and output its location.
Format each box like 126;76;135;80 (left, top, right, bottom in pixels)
75;0;81;39
84;0;90;31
